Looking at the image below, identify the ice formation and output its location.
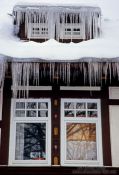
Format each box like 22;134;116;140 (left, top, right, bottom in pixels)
11;61;119;97
0;55;6;88
13;5;101;40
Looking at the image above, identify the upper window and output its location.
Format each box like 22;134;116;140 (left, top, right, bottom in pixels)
58;13;84;40
61;99;103;166
9;99;51;166
27;12;49;39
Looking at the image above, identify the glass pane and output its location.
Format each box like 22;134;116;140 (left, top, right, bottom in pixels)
15;123;46;160
38;102;48;109
26;102;37;109
16;110;25;117
76;111;86;117
65;110;74;117
16;102;25;109
38;110;48;117
64;102;75;109
76;103;86;109
88;111;97;118
66;123;97;160
87;103;97;109
26;111;36;117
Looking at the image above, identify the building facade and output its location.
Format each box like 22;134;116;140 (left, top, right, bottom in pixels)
0;1;119;174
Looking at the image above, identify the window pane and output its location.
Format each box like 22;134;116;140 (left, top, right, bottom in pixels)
88;111;98;118
15;123;46;160
16;102;25;109
38;110;48;117
64;102;75;109
26;102;37;109
76;103;86;109
38;102;48;109
65;110;74;117
16;110;25;117
26;111;36;117
87;103;97;109
76;111;86;117
66;123;97;160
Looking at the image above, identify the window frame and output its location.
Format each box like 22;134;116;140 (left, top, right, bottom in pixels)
9;98;51;166
61;98;103;166
28;23;49;39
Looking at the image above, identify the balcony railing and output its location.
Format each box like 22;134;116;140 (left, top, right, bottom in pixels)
27;23;49;39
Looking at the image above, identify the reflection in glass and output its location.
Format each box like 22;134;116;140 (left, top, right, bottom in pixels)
64;102;75;109
88;111;97;118
87;103;97;109
76;103;86;109
38;111;48;117
26;102;37;109
26;111;36;117
16;110;25;117
38;102;48;109
66;123;97;160
16;102;25;109
15;123;46;160
65;110;74;117
76;111;86;117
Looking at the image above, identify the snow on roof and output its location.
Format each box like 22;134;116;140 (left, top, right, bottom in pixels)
14;0;100;8
0;0;119;62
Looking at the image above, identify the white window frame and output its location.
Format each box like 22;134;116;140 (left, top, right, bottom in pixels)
9;98;51;166
28;23;49;39
59;23;84;40
61;98;103;166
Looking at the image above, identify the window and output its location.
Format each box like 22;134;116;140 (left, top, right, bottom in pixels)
59;24;83;39
61;99;103;166
9;99;51;166
29;24;49;39
59;13;84;40
27;12;49;39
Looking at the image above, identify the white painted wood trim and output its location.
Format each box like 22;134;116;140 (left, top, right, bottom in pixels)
109;105;119;167
9;98;51;166
60;98;103;166
60;86;101;91
109;87;119;99
11;86;52;91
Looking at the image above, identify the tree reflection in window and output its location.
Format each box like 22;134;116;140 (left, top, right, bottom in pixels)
66;123;97;160
15;123;46;160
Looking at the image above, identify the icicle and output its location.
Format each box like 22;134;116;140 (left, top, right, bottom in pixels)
108;63;112;84
112;62;117;79
62;63;65;82
115;63;119;81
59;63;62;81
52;63;55;83
12;62;22;98
67;63;70;85
103;63;109;84
82;63;87;85
0;57;6;89
88;63;92;86
49;63;52;82
33;63;39;86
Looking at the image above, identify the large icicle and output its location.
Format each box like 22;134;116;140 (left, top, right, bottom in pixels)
0;56;6;88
